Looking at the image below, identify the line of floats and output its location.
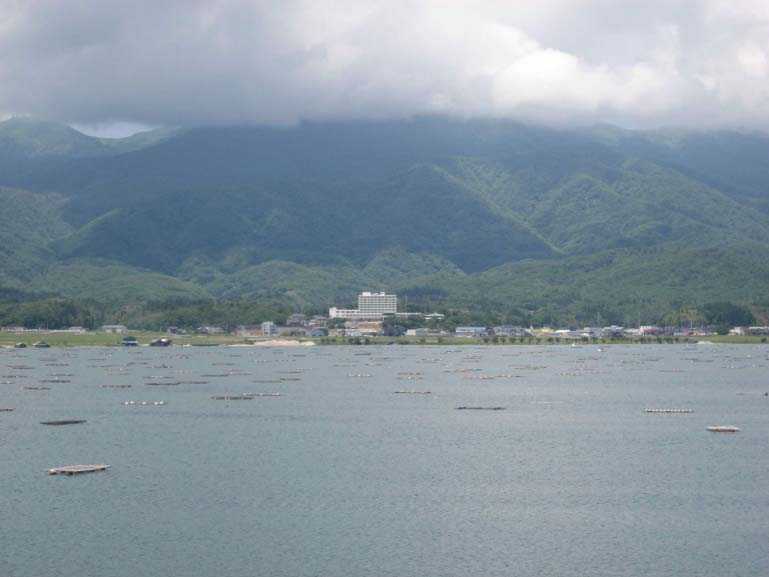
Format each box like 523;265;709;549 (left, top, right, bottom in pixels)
1;349;758;478
644;408;740;431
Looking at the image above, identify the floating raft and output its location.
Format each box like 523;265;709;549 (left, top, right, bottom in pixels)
123;400;166;406
707;425;740;433
644;408;694;414
48;464;109;476
0;407;14;412
211;394;254;400
211;393;282;400
456;406;506;411
41;419;86;426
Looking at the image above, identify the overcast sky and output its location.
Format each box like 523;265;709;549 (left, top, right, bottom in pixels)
2;0;769;134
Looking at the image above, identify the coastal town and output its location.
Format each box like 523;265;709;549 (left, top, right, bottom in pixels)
2;291;767;345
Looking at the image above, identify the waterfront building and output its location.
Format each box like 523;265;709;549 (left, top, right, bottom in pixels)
406;328;430;337
639;325;662;336
345;320;383;336
455;326;488;338
603;325;625;338
748;326;769;335
329;292;398;320
492;325;530;337
261;321;278;336
328;307;366;320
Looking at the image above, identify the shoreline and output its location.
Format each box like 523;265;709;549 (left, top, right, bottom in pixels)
1;332;767;348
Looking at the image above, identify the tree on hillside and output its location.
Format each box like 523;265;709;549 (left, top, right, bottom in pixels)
701;302;755;328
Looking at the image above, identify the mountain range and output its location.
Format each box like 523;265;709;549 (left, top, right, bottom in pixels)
2;115;769;325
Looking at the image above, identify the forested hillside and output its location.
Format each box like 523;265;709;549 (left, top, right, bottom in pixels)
2;116;769;326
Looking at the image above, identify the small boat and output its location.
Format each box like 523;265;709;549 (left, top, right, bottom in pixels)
32;341;51;348
707;425;740;433
48;464;109;476
121;336;139;347
41;419;86;426
644;408;694;414
0;407;14;412
211;394;255;400
394;390;432;395
149;338;172;347
13;342;27;348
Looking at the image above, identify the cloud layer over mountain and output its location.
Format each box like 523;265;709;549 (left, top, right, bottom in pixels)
2;0;769;128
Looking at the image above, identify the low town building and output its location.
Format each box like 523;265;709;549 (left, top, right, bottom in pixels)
405;328;430;337
286;314;307;326
455;326;488;338
344;320;382;336
261;321;278;336
491;325;530;337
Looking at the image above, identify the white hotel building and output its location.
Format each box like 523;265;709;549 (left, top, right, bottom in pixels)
329;292;397;320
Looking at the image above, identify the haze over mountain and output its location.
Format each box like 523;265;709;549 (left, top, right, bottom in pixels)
2;116;769;324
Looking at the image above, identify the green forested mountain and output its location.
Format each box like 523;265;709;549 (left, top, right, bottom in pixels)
2;116;769;325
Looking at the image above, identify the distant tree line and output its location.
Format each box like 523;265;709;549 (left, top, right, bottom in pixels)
0;295;760;333
0;297;292;331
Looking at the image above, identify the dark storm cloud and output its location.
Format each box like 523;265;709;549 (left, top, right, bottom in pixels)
2;0;769;128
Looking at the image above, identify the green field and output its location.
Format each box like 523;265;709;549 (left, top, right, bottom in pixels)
0;331;248;348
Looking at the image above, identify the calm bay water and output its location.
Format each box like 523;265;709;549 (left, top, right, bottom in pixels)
1;343;768;577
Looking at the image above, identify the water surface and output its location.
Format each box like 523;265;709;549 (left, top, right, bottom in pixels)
1;344;767;576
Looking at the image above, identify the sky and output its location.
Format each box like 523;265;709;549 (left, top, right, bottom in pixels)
2;0;769;135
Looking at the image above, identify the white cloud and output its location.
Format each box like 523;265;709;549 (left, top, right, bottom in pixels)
2;0;769;129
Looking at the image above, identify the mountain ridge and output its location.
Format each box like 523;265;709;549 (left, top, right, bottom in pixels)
2;116;769;324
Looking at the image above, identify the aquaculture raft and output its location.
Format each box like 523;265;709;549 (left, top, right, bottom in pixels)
41;419;86;426
48;464;109;476
456;406;506;411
